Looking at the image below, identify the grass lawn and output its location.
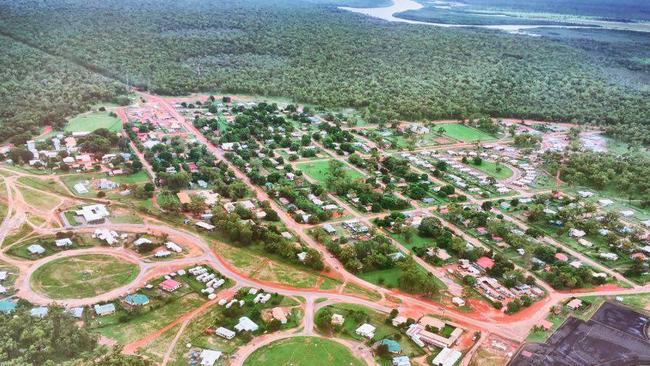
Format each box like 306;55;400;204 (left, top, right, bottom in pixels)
65;111;122;133
243;337;365;366
469;161;513;180
297;160;363;184
359;267;403;289
92;293;204;344
16;185;61;211
389;232;433;251
316;303;425;359
31;254;139;299
440;123;495;142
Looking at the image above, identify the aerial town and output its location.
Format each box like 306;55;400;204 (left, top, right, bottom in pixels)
0;89;648;366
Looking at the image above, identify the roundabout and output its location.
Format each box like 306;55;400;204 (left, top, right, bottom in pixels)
30;253;140;299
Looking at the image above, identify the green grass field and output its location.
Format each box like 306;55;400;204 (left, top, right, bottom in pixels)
243;337;364;366
440;123;495;142
470;161;513;180
65;111;122;133
297;160;363;184
30;254;139;299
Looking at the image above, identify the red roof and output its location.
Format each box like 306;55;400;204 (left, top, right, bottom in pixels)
159;279;181;292
476;256;495;270
555;253;569;262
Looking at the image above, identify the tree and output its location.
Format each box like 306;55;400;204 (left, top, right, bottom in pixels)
187;194;207;215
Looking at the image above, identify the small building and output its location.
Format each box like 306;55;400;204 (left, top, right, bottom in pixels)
124;293;150;306
68;307;84;318
431;347;462;366
378;339;401;353
75;204;110;224
272;307;287;324
567;298;583;310
133;237;153;247
195;221;215;231
215;327;236;340
160;279;181;292
393;356;411;366
555;253;569;262
199;349;222;366
0;299;16;314
235;316;259;332
331;313;345;326
452;297;466;307
177;192;191;205
392;316;407;327
31;307;48;318
475;256;495;270
94;303;116;316
355;323;376;339
28;244;46;255
55;238;73;248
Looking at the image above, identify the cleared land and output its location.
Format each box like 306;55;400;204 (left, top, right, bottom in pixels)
297;160;363;184
441;123;495;142
243;336;365;366
65;111;122;133
30;254;139;299
470;161;514;180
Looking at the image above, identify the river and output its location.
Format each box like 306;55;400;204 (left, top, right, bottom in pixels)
338;0;650;34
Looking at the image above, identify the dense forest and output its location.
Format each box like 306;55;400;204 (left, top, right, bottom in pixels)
0;36;123;144
0;0;648;144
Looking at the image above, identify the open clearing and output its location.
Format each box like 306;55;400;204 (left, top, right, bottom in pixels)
30;254;139;299
441;123;495;142
243;336;364;366
297;160;363;184
470;161;513;179
65;111;122;133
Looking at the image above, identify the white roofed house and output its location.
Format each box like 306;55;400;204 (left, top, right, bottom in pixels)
215;327;236;339
355;323;376;339
234;317;259;332
28;244;45;255
55;238;73;248
199;349;222;366
75;204;110;224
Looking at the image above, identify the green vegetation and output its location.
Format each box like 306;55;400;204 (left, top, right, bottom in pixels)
441;123;496;142
65;111;122;133
243;337;364;366
1;0;649;145
30;254;139;299
298;160;362;184
469;160;513;180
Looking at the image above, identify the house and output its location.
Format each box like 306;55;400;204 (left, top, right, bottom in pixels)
567;298;583;310
0;299;16;314
331;313;345;326
75;204;110;224
31;307;48;318
94;303;116;316
234;316;259;332
215;327;236;340
475;256;495;270
355;323;376;339
28;244;45;255
322;224;337;235
124;294;150;306
0;271;7;281
555;253;569;262
159;279;181;292
133;237;153;247
392;316;407;327
569;228;586;238
600;252;619;261
271;307;287;324
165;241;183;253
177;192;191;205
452;297;466;307
73;182;88;194
199;349;222;366
378;339;401;353
68;307;84;318
297;252;307;262
93;228;119;245
195;221;215;231
55;238;73;248
431;347;462;366
393;356;411;366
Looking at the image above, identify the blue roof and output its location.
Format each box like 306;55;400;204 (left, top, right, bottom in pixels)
379;339;401;353
0;299;16;314
125;294;149;306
